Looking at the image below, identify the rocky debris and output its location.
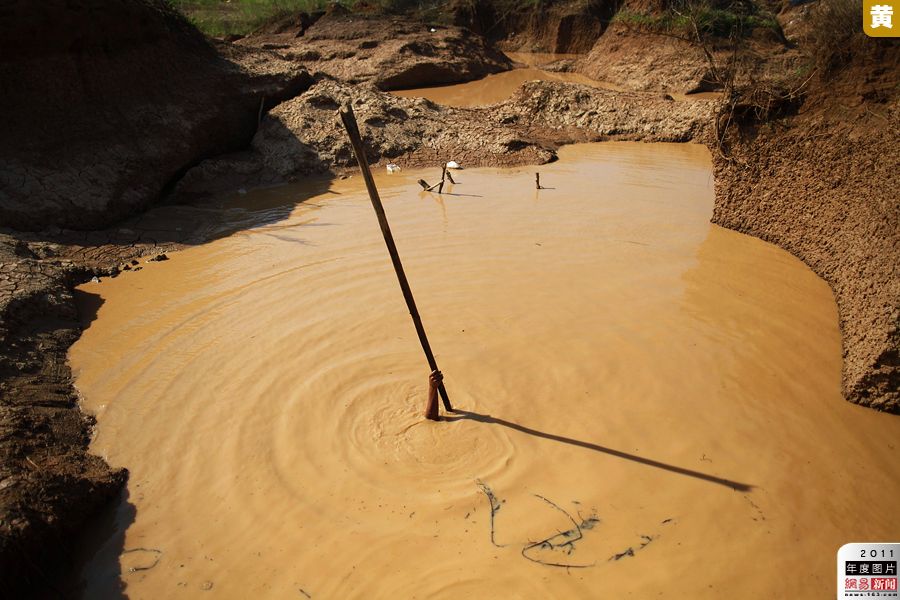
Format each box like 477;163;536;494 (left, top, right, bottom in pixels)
175;79;554;195
175;79;716;197
256;80;558;174
711;46;900;412
498;80;716;143
0;0;313;232
237;13;511;91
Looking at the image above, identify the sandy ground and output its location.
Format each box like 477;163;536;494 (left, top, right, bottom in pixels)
68;144;900;598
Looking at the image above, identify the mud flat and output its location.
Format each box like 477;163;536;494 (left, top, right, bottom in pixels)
70;144;900;598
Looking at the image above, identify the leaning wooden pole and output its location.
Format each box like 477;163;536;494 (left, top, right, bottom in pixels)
339;104;453;412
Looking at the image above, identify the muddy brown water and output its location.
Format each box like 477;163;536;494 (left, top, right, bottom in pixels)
70;143;900;598
391;52;716;107
392;54;617;107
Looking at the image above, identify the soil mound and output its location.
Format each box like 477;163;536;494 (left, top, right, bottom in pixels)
576;24;714;93
712;39;900;412
237;13;512;90
0;0;313;232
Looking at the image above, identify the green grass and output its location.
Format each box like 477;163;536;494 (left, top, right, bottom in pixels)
169;0;333;37
611;4;780;39
169;0;448;37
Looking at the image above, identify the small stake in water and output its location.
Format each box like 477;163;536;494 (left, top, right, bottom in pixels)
536;172;541;189
417;164;456;194
438;163;448;194
424;370;442;421
339;104;453;419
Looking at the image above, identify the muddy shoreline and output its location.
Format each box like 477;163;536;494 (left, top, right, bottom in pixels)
1;2;897;596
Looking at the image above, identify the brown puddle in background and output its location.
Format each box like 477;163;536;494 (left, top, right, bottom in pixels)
391;52;716;106
70;143;900;599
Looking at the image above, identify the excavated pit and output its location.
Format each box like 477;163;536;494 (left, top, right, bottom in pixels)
68;143;900;598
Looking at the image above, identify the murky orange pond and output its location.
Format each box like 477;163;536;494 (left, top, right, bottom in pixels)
70;143;900;599
391;52;715;107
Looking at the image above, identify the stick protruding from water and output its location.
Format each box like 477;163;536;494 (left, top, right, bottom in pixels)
338;103;453;415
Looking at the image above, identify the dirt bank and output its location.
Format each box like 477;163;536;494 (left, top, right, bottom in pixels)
0;234;155;596
236;11;512;90
711;42;900;412
576;23;715;93
452;0;614;54
0;0;313;232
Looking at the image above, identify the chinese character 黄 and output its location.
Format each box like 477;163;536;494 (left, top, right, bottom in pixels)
871;4;894;28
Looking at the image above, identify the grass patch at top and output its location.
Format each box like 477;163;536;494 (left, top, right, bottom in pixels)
169;0;451;37
612;2;780;39
169;0;331;37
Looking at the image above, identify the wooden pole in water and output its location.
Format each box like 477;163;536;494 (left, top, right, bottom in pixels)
339;104;453;414
438;163;448;194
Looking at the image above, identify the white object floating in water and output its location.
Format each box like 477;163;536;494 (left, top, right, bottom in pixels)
386;163;401;173
446;161;462;169
429;27;436;33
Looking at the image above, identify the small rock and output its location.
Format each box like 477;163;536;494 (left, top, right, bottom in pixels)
147;253;169;262
130;259;139;266
90;276;100;283
200;581;214;591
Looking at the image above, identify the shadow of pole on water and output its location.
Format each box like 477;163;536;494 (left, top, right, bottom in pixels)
444;409;753;492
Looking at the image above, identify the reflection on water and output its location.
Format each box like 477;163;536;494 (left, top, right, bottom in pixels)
69;143;900;599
